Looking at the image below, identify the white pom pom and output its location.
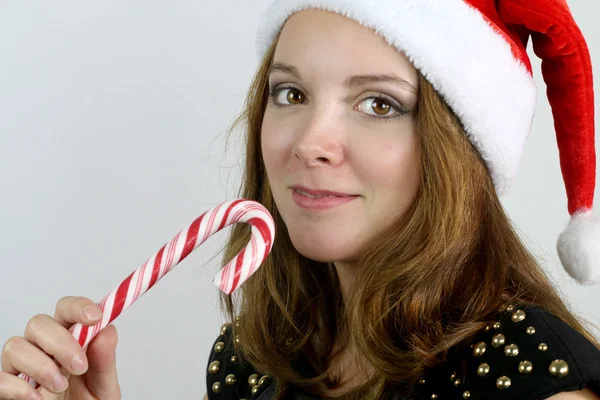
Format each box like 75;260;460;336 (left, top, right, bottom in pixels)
556;210;600;285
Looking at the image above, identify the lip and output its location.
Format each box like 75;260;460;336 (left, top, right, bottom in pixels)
290;185;359;210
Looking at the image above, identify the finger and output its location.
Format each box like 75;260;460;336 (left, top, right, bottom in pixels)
87;325;118;375
53;296;103;328
0;336;69;395
0;371;43;400
78;325;121;398
22;314;89;377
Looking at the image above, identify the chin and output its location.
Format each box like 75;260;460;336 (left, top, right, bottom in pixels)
288;233;356;263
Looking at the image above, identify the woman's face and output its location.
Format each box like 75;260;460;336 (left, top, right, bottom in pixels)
261;9;421;265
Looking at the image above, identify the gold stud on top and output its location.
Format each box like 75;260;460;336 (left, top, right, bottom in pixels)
235;316;240;322
511;309;526;323
504;344;519;357
212;381;221;393
492;333;506;347
431;394;438;399
454;379;461;387
450;372;457;381
230;355;237;363
473;342;487;357
220;322;231;336
506;304;515;311
477;363;490;376
549;359;569;378
463;391;471;399
492;321;501;329
538;343;548;352
251;385;260;395
248;374;259;386
484;325;491;332
496;376;512;389
526;326;536;335
214;342;225;353
419;378;426;385
208;361;220;374
235;334;240;345
225;374;237;385
519;360;534;374
258;375;270;386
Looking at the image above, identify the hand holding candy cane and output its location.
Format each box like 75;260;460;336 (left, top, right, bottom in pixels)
0;199;274;398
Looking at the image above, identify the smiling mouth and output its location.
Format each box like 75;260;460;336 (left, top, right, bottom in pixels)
290;185;357;198
290;187;359;210
293;188;349;199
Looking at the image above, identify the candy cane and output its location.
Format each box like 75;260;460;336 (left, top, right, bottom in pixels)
18;199;274;388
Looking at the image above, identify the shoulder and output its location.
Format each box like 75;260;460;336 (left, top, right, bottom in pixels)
417;304;600;400
205;319;273;400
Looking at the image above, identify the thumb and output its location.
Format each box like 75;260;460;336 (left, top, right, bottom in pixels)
84;324;121;398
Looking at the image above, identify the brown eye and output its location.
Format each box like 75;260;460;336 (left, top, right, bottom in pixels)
371;98;391;115
357;96;405;119
286;88;304;104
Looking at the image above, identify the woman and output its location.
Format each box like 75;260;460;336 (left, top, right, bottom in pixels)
1;1;599;400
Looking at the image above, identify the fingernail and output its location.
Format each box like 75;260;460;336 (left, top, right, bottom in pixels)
71;353;88;374
83;305;102;320
52;371;68;392
30;391;43;400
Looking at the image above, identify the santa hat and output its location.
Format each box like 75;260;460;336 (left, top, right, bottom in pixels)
255;0;599;284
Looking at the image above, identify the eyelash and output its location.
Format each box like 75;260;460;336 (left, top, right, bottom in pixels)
267;84;409;122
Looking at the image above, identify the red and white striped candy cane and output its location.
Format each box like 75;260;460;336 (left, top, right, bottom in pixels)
18;199;274;388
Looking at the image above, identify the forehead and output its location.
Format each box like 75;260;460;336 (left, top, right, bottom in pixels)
273;9;418;81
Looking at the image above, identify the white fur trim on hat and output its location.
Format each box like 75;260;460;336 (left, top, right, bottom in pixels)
557;210;600;285
256;0;537;196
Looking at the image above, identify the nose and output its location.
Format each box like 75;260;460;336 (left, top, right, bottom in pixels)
292;111;344;167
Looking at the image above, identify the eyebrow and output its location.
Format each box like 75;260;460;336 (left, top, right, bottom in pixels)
268;62;417;94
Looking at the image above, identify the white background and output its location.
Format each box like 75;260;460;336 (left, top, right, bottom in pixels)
1;1;599;398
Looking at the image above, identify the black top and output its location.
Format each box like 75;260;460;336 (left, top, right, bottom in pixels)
205;304;600;399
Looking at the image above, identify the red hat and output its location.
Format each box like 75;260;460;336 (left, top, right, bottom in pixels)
256;0;599;284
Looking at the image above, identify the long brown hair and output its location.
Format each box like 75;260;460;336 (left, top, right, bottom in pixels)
216;34;600;399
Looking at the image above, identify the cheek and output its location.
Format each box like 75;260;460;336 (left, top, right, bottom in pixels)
358;133;421;197
261;116;282;172
261;113;296;181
